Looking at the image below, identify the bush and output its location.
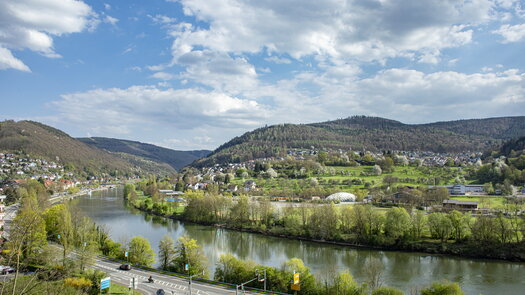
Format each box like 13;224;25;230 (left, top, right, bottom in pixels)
372;286;404;295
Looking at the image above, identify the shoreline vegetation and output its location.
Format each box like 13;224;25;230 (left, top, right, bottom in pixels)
1;181;467;295
125;182;525;263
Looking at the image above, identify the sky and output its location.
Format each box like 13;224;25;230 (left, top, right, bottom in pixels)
1;0;525;150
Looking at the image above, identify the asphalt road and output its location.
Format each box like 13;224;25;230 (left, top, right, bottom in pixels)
93;257;261;295
2;203;19;239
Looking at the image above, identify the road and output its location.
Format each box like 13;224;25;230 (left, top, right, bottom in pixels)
93;257;264;295
2;203;19;239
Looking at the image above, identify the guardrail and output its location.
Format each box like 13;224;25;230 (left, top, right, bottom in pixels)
98;255;290;295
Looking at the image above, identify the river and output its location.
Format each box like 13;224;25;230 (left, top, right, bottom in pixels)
76;188;525;294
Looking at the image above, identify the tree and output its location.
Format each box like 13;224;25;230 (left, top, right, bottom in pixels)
372;287;404;295
410;210;427;241
421;281;464;295
326;271;366;295
128;236;156;267
7;207;47;295
428;213;453;243
447;211;470;241
158;234;176;270
384;207;410;241
172;235;208;277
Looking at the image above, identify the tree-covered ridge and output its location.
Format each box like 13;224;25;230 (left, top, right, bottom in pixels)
78;137;210;170
193;116;525;167
0;120;173;177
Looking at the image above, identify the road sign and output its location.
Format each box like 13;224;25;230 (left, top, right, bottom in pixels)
125;251;129;257
101;277;111;290
185;263;189;271
293;273;300;285
291;283;301;291
57;234;61;240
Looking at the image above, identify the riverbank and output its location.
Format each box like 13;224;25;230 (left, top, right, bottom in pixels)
130;201;525;263
49;185;120;204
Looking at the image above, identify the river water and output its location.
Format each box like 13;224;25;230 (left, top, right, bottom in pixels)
76;188;525;294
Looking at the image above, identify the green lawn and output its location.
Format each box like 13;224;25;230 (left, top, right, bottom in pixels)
108;282;142;294
450;196;507;209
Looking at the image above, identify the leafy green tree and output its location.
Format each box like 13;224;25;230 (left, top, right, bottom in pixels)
282;258;318;295
327;271;366;295
384;207;411;241
172;235;208;277
428;213;453;243
128;236;156;266
447;211;470;241
372;286;404;295
158;234;176;270
421;281;464;295
308;203;338;240
470;216;498;244
410;210;427;240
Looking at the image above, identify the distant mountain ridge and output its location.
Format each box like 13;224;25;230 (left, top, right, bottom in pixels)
78;137;211;170
0;120;175;176
192;116;525;167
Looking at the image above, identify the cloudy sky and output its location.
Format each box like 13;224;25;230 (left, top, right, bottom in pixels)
1;0;525;150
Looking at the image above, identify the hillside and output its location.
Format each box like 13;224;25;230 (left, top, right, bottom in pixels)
78;137;210;170
0;120;175;176
192;116;525;167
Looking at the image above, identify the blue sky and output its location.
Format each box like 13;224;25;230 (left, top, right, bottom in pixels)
1;0;525;150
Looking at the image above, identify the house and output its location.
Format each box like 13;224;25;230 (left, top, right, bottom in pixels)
442;199;478;212
226;184;238;192
244;180;256;191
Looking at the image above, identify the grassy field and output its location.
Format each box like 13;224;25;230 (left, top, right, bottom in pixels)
450;196;507;209
231;165;472;194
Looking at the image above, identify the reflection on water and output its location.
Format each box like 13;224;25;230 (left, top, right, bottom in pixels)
76;188;525;294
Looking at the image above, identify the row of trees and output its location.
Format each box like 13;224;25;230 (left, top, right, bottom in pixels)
179;193;525;249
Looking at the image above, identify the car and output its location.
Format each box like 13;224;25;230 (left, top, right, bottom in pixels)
119;264;132;270
0;266;15;274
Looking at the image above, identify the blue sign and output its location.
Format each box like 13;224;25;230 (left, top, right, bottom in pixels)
125;251;128;257
101;277;111;290
185;264;189;271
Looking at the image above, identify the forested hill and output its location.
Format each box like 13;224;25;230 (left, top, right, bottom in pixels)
0;120;175;176
192;116;525;167
492;136;525;158
78;137;211;170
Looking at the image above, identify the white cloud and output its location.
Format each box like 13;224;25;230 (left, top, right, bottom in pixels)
265;56;292;64
0;0;96;71
170;0;492;64
492;23;525;42
104;3;111;10
0;47;31;72
53;85;268;131
151;71;175;80
104;15;118;25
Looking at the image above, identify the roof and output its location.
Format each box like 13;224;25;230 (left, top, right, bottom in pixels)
443;200;478;205
326;192;356;202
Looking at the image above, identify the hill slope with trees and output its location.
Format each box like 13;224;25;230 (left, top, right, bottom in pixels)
78;137;210;170
192;116;525;167
0;120;174;176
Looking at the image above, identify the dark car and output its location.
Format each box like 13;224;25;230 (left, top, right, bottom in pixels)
119;264;132;270
0;266;15;274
